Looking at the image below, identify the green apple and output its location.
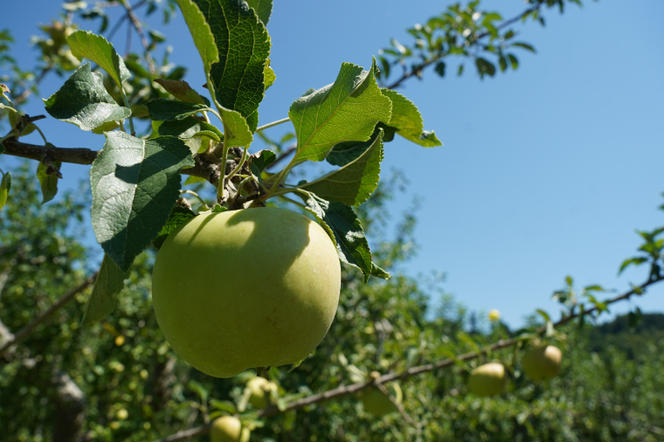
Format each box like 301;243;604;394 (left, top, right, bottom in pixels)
247;376;277;409
521;344;562;382
468;362;507;397
210;416;249;442
152;207;341;378
360;383;403;416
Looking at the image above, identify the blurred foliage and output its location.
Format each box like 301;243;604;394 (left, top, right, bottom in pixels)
1;166;663;442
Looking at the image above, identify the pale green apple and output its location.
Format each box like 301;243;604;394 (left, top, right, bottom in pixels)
522;344;562;382
360;383;403;416
210;416;248;442
468;362;507;397
247;376;277;409
152;207;341;378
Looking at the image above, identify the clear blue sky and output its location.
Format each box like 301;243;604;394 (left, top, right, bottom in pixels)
3;0;663;327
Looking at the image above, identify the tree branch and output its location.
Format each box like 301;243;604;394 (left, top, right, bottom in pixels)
0;273;97;357
155;274;664;442
385;4;541;90
2;138;221;186
120;0;157;73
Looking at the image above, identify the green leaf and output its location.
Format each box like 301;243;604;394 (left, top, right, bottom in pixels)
300;130;383;206
153;205;196;249
90;132;195;271
37;160;61;204
218;106;253;147
44;64;131;131
82;254;127;325
297;190;388;281
512;41;536;53
157;117;223;141
249;149;276;175
67;30;130;88
381;89;442;147
618;256;648;274
154;78;210;105
147;98;212;121
174;0;219;73
0;171;10;209
245;0;272;24
192;0;270;130
289;62;392;162
264;62;276;90
475;57;496;78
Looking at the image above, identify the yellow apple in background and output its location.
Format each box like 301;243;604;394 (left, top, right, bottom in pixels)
152;207;341;378
360;383;403;416
210;416;249;442
468;362;507;397
522;344;562;382
247;376;277;409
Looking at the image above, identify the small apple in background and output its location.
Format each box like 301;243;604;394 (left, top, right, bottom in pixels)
151;207;341;378
210;416;249;442
247;376;278;409
360;382;403;416
468;362;507;397
521;344;562;382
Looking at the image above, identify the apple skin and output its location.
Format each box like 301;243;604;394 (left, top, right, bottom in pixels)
152;207;341;378
210;416;249;442
360;383;403;416
468;362;507;397
247;376;277;409
522;345;562;382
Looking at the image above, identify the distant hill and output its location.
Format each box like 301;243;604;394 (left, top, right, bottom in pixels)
586;312;664;357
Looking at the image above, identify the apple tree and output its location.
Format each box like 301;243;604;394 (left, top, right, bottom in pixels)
1;1;664;441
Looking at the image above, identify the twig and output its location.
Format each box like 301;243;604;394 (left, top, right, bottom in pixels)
156;274;664;441
385;4;541;90
120;0;157;73
0;273;98;357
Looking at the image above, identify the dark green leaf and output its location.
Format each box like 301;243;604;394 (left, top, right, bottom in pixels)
297;190;388;281
475;57;496;78
249;149;277;175
153;205;197;249
245;0;273;24
90;132;195;271
300;130;383;206
44;64;131;131
82;254;127;325
192;0;270;130
67;30;130;88
434;61;446;77
289;62;392;162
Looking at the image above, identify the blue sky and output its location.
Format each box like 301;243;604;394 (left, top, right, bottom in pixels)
3;0;663;327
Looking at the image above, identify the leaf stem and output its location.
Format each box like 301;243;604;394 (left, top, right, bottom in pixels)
225;146;248;183
255;117;290;132
216;145;229;203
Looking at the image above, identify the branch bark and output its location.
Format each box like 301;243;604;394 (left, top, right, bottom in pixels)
2;138;221;186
